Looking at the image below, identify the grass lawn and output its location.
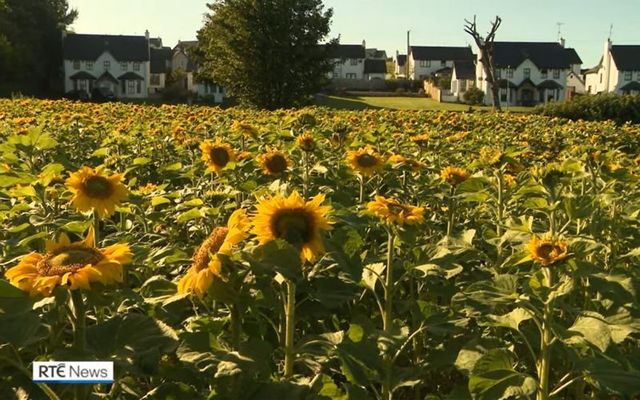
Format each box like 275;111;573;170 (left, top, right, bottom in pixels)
315;94;532;113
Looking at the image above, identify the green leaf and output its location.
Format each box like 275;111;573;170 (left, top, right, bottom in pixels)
566;312;611;352
468;349;537;400
133;157;152;165
151;196;172;206
252;239;302;282
177;207;204;223
488;308;532;331
361;263;385;291
161;162;182;171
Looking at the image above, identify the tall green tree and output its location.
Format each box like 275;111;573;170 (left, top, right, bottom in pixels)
197;0;336;109
0;0;77;95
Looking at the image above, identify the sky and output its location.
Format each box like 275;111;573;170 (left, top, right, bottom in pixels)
67;0;640;67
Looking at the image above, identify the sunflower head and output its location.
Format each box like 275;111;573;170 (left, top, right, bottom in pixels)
527;235;569;267
201;139;236;173
410;134;430;145
296;132;317;152
366;196;424;226
178;209;250;298
252;191;333;263
65;166;128;218
231;120;258;137
257;148;290;175
346;147;385;176
440;166;469;186
479;147;504;166
388;154;425;171
4;228;132;297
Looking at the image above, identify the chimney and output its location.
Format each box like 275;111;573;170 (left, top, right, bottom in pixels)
362;39;366;49
145;29;150;41
560;37;565;48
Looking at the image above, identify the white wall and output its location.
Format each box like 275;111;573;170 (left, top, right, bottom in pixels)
196;82;226;103
408;52;454;80
331;58;365;79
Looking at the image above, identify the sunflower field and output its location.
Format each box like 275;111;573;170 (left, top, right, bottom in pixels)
1;98;640;400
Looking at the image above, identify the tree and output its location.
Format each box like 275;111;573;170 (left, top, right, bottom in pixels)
464;15;502;111
0;0;77;95
197;0;336;109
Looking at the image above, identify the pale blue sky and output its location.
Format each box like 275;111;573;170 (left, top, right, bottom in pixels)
67;0;640;67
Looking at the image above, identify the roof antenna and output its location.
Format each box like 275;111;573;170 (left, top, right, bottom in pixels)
556;22;564;42
608;24;614;41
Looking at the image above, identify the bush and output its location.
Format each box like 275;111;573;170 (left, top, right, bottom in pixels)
536;93;640;124
464;87;484;105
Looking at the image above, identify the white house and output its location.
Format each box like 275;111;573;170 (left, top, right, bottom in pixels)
149;46;172;95
364;59;387;80
407;46;474;81
171;40;226;103
476;41;582;106
450;59;476;100
584;40;640;95
328;44;366;80
395;53;407;78
63;32;154;99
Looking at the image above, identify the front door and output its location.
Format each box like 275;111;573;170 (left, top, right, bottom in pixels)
521;89;534;106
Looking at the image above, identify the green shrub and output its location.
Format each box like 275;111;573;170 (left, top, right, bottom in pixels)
464;86;484;105
536;93;640;124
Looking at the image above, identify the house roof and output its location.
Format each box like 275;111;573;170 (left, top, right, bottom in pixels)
620;81;640;91
434;67;452;75
538;80;564;89
149;38;163;48
366;48;387;59
364;59;387;74
397;54;407;66
518;78;537;88
64;33;150;62
118;71;145;80
97;71;119;83
328;44;366;59
174;40;198;52
410;46;474;61
453;60;475;80
69;71;96;80
492;42;581;69
610;45;640;71
150;47;172;73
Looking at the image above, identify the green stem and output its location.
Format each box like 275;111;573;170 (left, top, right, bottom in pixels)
92;212;100;247
303;151;310;199
381;230;395;400
230;304;242;350
446;186;455;237
283;280;296;378
536;267;554;400
70;290;87;400
359;175;365;204
496;170;504;258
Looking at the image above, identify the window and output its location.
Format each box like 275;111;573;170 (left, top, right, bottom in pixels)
495;69;501;79
625;71;632;81
73;60;80;70
133;62;141;71
553;69;560;79
541;69;548;79
523;68;531;79
86;61;93;70
332;72;339;78
346;73;357;79
104;60;111;70
350;59;358;66
120;62;128;71
150;74;160;85
506;68;513;78
419;60;430;68
440;60;446;67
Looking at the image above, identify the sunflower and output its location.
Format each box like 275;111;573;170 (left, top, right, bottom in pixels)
257;148;290;175
231;120;258;137
178;209;250;298
388;154;425;171
367;196;424;226
252;191;333;263
296;132;316;152
410;134;430;145
527;235;569;267
201;139;236;173
65;166;128;218
479;147;504;166
346;147;385;176
440;167;470;186
4;228;131;297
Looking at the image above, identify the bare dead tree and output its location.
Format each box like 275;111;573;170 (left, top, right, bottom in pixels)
465;15;502;111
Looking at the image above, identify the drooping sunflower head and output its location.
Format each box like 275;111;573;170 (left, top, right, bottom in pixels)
410;134;431;145
4;228;132;297
440;166;470;186
231;120;258;137
479;147;504;166
200;139;236;173
65;166;128;218
252;191;333;263
296;132;317;152
367;195;424;226
346;147;385;176
178;209;250;298
257;148;290;175
527;235;569;267
388;154;425;172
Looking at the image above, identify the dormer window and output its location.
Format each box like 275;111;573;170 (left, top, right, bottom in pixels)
440;60;446;67
495;69;502;79
104;60;111;70
73;60;80;70
121;62;128;71
133;62;141;71
553;69;560;79
86;61;93;70
506;68;513;78
350;59;358;66
541;69;548;79
523;68;531;79
419;60;429;68
625;71;632;81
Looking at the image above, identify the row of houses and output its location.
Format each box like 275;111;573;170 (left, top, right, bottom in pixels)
388;38;640;106
63;31;226;103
